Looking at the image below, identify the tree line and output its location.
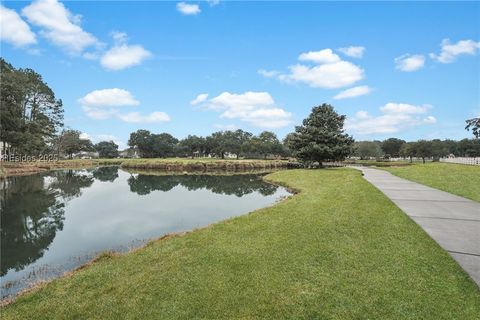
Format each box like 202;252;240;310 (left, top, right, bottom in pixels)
127;129;287;159
354;138;480;163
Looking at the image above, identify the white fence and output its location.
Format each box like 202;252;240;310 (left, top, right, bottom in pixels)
440;157;480;166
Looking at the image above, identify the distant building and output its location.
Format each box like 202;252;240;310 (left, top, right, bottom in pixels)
119;148;139;158
73;151;99;159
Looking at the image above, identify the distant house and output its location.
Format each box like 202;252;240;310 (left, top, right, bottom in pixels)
73;151;99;159
119;148;139;158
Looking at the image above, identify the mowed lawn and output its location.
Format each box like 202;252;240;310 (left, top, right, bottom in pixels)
382;162;480;202
2;169;479;319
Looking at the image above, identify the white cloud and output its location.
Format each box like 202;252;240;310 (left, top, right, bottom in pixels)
22;0;98;54
100;43;151;71
82;106;118;120
430;39;480;63
379;102;431;114
207;0;220;6
423;116;437;124
287;61;364;88
333;85;372;100
346;102;436;135
79;88;169;123
257;69;280;78
190;93;209;105
299;49;341;64
111;31;128;44
117;111;171;123
176;2;201;15
78;88;140;107
395;54;425;72
195;91;293;128
0;5;37;47
338;46;365;58
260;48;364;89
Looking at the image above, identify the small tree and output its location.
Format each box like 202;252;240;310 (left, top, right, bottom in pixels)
282;132;297;158
399;142;415;162
290;104;354;166
412;140;433;164
54;130;93;158
95;141;119;158
354;141;383;160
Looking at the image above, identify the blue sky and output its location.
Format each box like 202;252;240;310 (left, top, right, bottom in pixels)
1;1;479;149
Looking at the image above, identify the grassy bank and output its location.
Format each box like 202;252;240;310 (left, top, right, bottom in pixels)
382;162;480;202
120;158;289;172
345;159;414;167
2;169;479;319
0;158;290;178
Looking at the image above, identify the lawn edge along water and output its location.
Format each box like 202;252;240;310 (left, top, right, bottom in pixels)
2;168;480;319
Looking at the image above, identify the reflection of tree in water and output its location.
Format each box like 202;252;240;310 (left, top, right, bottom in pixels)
49;170;94;201
127;175;178;195
0;170;94;276
128;174;278;197
92;166;119;183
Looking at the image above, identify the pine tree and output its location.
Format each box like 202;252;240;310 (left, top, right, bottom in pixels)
290;104;354;166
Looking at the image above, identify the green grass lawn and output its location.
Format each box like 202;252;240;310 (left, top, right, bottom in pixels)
2;169;479;319
381;162;480;202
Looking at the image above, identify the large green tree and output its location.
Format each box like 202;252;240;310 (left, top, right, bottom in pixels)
180;135;206;158
381;138;406;157
226;129;253;159
207;131;229;159
151;133;178;158
0;58;63;155
53;130;93;158
289;104;354;165
128;129;153;157
127;130;178;158
250;131;283;159
94;141;119;158
412;140;433;163
458;138;480;157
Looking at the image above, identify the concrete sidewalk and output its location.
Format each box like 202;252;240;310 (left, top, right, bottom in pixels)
354;166;480;287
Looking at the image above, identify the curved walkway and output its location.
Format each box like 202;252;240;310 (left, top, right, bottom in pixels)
353;166;480;287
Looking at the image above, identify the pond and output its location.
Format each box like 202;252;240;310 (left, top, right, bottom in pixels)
0;167;290;299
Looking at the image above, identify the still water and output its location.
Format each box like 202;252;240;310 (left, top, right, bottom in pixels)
0;167;290;298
